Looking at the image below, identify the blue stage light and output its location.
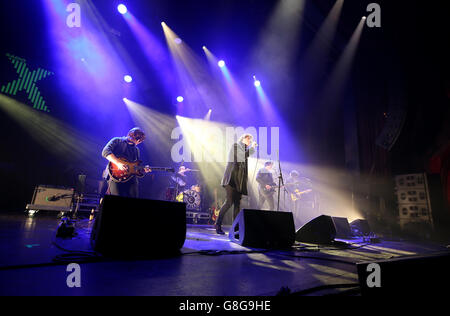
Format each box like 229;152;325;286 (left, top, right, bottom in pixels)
177;96;184;103
254;80;261;87
218;60;225;68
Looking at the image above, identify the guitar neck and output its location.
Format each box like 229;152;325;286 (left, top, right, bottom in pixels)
148;167;173;171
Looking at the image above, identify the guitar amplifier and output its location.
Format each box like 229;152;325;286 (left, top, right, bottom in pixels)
186;211;210;224
26;185;74;212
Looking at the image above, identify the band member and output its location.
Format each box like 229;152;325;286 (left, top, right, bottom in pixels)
102;127;151;198
170;165;189;191
285;170;312;213
215;133;257;234
256;161;276;210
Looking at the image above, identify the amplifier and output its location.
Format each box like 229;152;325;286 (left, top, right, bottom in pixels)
186;211;210;224
26;185;74;212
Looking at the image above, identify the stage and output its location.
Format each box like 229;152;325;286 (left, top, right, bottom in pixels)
1;211;448;296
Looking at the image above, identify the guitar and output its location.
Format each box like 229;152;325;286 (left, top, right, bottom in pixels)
262;183;277;194
290;189;312;201
108;157;174;183
210;188;221;223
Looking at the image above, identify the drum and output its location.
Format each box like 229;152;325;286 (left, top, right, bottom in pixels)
165;187;177;201
182;189;201;211
175;192;184;203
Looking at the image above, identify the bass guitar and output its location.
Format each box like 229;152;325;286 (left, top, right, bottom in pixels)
108;157;174;183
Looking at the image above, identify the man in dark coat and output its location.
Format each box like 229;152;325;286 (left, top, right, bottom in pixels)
215;133;257;234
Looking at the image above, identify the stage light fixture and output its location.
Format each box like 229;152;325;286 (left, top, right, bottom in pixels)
117;4;127;15
218;60;225;68
253;75;261;87
177;96;184;103
124;75;133;83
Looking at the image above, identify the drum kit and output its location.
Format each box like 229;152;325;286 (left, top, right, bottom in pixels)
166;166;202;211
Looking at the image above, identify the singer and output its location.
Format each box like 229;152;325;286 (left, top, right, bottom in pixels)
215;133;257;234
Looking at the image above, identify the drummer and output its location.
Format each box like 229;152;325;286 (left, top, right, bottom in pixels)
172;165;198;190
170;166;185;186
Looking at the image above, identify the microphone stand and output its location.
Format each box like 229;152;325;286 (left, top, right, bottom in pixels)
276;150;285;211
250;143;259;209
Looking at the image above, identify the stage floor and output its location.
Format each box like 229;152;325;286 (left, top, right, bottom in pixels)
0;211;448;296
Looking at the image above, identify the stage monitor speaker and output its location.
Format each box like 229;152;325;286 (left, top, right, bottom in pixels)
295;215;336;244
350;219;372;236
229;209;295;249
295;215;353;243
357;252;450;296
331;216;353;238
91;195;186;258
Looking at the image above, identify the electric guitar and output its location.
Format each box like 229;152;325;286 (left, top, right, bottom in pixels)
290;189;312;201
262;183;277;194
210;188;221;223
108;157;174;183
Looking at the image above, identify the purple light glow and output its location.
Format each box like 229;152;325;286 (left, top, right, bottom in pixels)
123;13;175;96
42;0;134;135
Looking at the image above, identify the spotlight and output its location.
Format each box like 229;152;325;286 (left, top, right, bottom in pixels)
218;60;225;68
362;16;367;20
253;75;261;87
177;96;184;103
174;38;182;45
204;108;212;120
202;46;206;50
117;4;127;15
124;75;133;83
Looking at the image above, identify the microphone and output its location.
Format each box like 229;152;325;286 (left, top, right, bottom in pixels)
47;195;59;201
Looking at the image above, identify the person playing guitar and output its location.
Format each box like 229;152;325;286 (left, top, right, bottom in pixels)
102;127;151;198
256;161;277;210
285;170;312;214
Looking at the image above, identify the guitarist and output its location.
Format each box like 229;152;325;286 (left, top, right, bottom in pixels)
286;170;311;213
256;161;276;210
102;127;151;198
